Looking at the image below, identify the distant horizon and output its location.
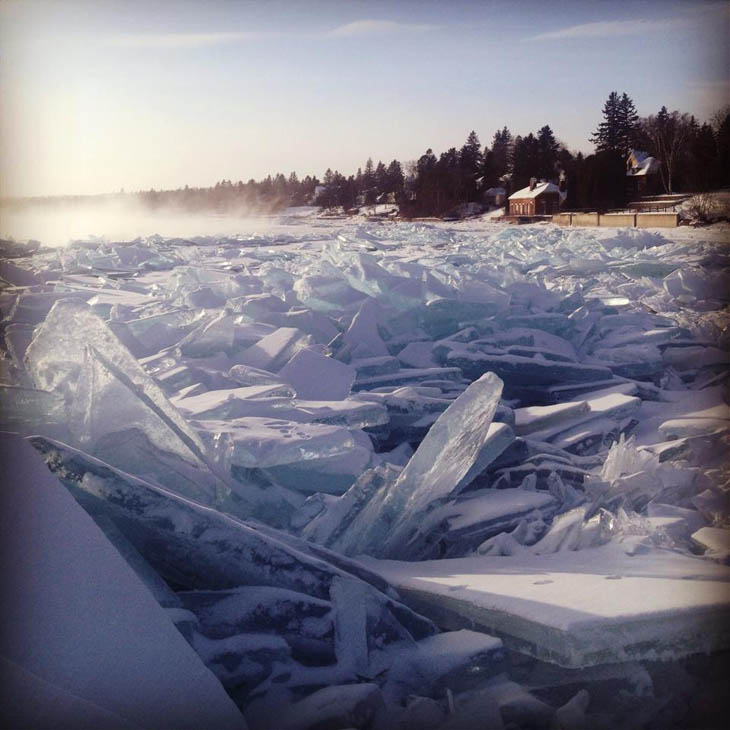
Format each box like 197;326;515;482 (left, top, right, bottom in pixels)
2;0;728;198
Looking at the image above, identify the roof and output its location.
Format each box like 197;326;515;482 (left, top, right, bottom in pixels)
508;181;560;200
485;187;506;196
626;156;660;177
628;149;650;165
626;149;661;177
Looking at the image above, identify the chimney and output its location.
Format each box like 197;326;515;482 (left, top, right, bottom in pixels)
558;171;566;193
529;177;537;191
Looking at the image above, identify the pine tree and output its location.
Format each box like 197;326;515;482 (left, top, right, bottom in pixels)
494;127;514;175
362;158;375;191
591;92;638;204
688;122;716;191
512;134;540;190
386;159;405;199
617;93;639;157
591;92;622;154
459;130;483;201
536;125;559;180
437;147;461;212
374;161;388;197
482;127;513;188
714;110;730;187
414;148;438;214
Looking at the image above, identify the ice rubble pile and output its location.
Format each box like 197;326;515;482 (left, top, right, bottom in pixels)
1;222;729;728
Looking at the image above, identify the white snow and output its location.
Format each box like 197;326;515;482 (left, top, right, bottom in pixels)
363;542;730;667
508;182;561;200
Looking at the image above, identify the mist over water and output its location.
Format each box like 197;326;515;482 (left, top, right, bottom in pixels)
0;199;301;248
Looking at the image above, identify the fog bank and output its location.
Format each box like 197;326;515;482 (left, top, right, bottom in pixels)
0;199;300;248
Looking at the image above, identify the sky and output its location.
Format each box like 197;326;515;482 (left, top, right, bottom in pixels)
1;0;728;198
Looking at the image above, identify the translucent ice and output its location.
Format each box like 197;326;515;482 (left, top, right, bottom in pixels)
446;350;613;386
601;434;659;481
302;464;402;548
0;385;67;437
197;417;356;469
375;629;505;699
23;300;220;486
237;327;313;372
590;343;664;379
366;541;730;668
178;312;236;357
342;299;390;359
177;394;387;430
278;348;355;401
335;372;507;558
261;443;375;495
32;435;435;642
228;363;288;386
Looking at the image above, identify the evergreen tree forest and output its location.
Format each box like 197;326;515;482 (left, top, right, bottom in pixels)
132;95;730;218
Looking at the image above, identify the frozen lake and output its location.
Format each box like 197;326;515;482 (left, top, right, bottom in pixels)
2;217;729;729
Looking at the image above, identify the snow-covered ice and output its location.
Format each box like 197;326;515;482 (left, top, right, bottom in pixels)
1;218;729;729
364;542;730;667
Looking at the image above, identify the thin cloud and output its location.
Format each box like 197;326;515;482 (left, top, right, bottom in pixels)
327;19;437;37
104;32;279;48
526;17;688;42
104;21;437;48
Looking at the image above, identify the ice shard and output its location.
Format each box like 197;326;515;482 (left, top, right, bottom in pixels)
278;348;355;400
446;350;613;386
237;327;313;372
23;300;226;495
334;372;508;558
0;433;246;730
196;417;357;469
31;436;435;639
342;298;390;358
408;487;559;559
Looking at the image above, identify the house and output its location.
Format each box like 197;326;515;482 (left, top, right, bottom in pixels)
626;150;662;196
312;184;327;204
483;186;507;208
508;178;562;216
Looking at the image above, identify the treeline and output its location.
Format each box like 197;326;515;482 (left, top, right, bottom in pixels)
134;94;730;217
315;159;405;209
405;95;730;215
133;158;407;215
135;173;321;214
570;93;730;209
405;126;568;216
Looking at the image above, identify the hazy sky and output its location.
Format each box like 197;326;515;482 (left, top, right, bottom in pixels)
1;0;728;197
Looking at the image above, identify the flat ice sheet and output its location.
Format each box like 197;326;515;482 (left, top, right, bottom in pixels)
0;432;246;730
364;544;730;668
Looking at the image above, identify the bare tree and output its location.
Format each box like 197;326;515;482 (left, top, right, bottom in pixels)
640;107;692;193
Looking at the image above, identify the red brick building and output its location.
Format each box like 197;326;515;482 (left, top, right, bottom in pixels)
508;179;562;216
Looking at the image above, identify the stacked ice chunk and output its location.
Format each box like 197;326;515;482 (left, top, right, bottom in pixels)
2;219;729;729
